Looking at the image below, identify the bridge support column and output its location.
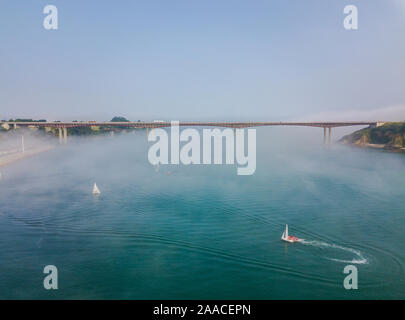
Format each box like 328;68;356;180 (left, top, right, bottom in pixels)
63;127;67;144
328;127;332;144
323;127;327;144
146;127;149;140
58;128;63;144
13;123;17;130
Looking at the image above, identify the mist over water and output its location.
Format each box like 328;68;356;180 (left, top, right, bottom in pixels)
0;129;56;152
1;127;405;299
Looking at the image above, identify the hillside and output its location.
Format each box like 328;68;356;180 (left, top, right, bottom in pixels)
340;122;405;151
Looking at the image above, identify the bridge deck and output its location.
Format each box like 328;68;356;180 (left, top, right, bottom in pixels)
3;121;378;129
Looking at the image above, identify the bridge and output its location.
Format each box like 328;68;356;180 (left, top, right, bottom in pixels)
2;121;384;145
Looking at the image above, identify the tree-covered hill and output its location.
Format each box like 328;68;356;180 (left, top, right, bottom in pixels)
340;122;405;150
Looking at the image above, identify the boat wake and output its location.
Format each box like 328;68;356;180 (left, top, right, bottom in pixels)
299;239;368;264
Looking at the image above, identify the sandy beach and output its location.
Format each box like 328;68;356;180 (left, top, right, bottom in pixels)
0;146;54;168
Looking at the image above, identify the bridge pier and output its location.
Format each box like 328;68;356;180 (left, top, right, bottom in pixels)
13;123;17;130
323;127;332;144
63;127;67;144
58;128;63;144
328;127;332;144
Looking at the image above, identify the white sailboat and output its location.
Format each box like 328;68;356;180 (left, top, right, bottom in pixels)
281;224;300;243
93;183;101;195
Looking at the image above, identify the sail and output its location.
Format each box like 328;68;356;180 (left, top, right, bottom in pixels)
93;183;100;195
285;224;288;238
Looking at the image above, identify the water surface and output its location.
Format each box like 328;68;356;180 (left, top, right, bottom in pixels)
1;128;405;299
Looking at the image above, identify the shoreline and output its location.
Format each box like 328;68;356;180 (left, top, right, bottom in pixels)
0;146;55;168
342;142;405;153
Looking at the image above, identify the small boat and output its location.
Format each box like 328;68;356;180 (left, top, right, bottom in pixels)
93;183;101;195
281;224;300;243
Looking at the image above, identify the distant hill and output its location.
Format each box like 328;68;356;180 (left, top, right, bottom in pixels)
340;122;405;151
111;116;130;122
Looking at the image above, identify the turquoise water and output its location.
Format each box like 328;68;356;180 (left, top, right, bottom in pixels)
1;128;405;299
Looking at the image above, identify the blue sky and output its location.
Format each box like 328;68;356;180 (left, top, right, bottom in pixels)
1;0;405;121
